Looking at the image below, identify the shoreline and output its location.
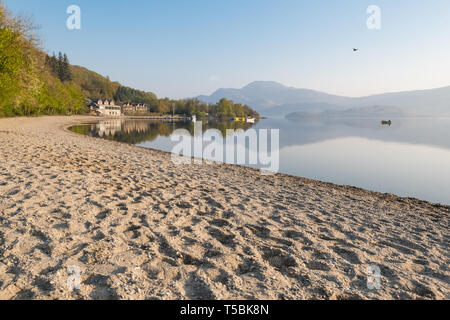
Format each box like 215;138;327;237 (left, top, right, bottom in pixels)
67;116;449;208
0;115;448;300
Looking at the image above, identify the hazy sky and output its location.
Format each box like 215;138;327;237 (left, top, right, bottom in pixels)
5;0;450;99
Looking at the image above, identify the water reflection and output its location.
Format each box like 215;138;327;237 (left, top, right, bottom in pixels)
69;119;256;144
69;117;450;204
268;117;450;151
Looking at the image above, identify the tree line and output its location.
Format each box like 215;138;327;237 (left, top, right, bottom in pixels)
45;52;73;82
171;98;259;119
0;3;85;117
0;2;259;119
123;97;259;119
114;86;157;105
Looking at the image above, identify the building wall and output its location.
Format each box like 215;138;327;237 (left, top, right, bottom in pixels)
121;103;149;115
96;105;121;117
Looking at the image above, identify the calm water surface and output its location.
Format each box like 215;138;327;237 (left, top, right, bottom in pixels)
70;117;450;205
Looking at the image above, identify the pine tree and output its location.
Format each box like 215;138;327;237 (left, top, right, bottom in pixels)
62;53;72;81
56;52;63;80
46;52;58;76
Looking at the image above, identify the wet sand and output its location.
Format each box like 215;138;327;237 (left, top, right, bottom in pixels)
0;116;448;300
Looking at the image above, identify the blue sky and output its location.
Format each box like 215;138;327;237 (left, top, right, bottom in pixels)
4;0;450;98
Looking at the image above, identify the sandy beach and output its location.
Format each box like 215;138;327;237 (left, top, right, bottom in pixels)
0;116;448;300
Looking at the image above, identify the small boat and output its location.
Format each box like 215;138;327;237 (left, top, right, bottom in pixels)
381;120;392;126
233;117;246;122
246;118;255;123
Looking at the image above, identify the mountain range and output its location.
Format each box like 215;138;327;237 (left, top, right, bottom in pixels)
197;81;450;117
286;105;407;120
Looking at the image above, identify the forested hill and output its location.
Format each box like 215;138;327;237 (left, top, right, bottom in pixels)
0;3;157;117
0;3;258;119
70;65;158;105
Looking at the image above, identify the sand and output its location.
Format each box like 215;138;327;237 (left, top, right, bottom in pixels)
0;116;448;300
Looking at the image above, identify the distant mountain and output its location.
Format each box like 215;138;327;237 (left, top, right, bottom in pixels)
197;81;450;117
286;106;407;120
197;81;351;111
351;86;450;116
262;102;350;118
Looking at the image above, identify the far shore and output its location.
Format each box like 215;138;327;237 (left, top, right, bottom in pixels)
0;115;448;300
84;114;259;121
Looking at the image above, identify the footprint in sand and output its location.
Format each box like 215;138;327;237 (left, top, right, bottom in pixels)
261;247;298;270
184;272;215;300
84;274;119;300
331;246;362;265
307;260;331;272
207;227;236;248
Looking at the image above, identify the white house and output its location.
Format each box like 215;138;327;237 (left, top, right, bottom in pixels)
90;99;122;117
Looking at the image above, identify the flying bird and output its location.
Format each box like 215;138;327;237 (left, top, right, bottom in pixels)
353;48;359;52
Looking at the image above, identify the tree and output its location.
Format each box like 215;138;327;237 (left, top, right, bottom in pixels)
62;53;72;81
157;98;170;114
47;52;58;75
0;4;42;116
48;51;72;82
57;52;64;80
